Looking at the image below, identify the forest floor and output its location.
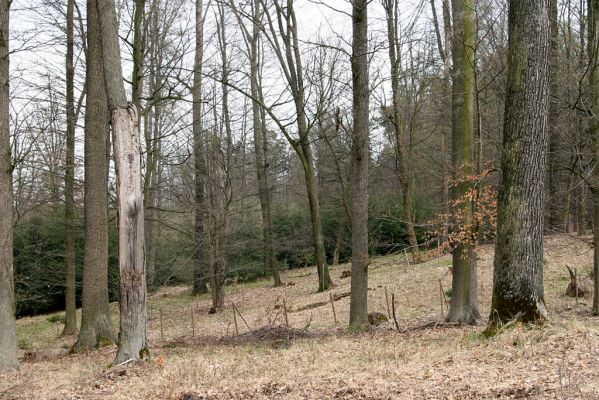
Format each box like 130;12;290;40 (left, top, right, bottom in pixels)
2;235;599;399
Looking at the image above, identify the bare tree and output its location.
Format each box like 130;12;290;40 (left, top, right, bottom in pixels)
446;0;480;324
349;0;369;329
259;0;332;291
62;0;78;336
229;0;283;287
192;0;209;296
75;0;116;350
0;0;17;373
96;0;148;363
589;0;599;314
489;0;550;328
382;0;421;261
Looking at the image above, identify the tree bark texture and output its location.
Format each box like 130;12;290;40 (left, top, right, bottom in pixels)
489;0;550;326
96;0;148;363
75;0;115;350
547;0;562;232
447;0;480;324
0;0;18;372
588;0;599;315
349;0;370;329
62;0;78;336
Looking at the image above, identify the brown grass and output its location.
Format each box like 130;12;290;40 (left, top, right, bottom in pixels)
2;235;599;399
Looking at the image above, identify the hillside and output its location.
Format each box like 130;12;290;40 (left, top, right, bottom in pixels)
2;235;599;399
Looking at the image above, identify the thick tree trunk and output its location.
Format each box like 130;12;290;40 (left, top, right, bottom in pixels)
111;107;147;362
250;0;282;287
192;0;209;295
349;0;369;329
447;0;480;324
0;0;17;372
75;0;116;350
589;0;599;315
489;0;550;327
62;0;78;336
96;0;148;363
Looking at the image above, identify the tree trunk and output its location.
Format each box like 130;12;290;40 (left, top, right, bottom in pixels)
0;0;17;372
431;0;452;244
208;4;234;312
75;0;115;350
489;0;550;327
349;0;369;329
250;0;282;287
143;8;159;290
192;0;209;295
588;0;599;315
131;0;144;114
261;0;332;291
62;0;78;336
547;0;561;232
298;144;332;291
383;0;420;262
96;0;148;363
447;0;480;324
333;220;345;266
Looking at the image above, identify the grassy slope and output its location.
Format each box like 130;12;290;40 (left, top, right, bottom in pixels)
2;235;599;399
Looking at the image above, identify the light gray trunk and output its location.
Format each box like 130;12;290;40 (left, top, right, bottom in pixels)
96;0;148;363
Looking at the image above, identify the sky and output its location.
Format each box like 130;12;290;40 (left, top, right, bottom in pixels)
6;0;437;165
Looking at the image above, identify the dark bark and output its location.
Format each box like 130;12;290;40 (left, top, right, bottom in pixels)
589;0;599;315
131;0;144;113
75;0;115;350
0;0;17;372
349;0;369;329
489;0;550;327
62;0;78;336
547;0;562;232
